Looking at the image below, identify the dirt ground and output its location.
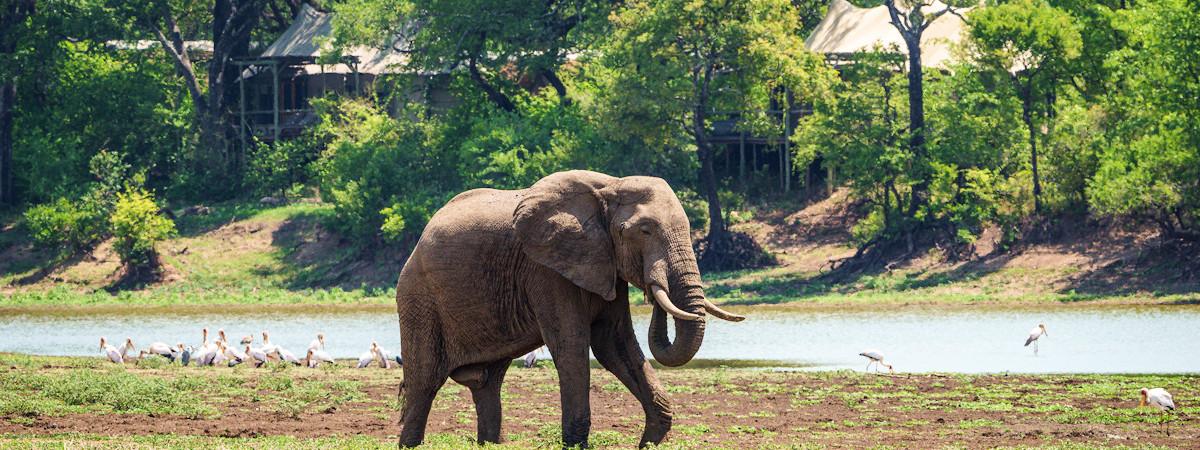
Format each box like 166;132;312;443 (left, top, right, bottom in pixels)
1;362;1195;449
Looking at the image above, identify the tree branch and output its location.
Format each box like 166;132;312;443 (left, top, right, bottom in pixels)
468;55;516;112
151;12;208;115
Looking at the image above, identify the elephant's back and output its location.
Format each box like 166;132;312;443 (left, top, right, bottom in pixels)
425;187;527;239
402;188;527;284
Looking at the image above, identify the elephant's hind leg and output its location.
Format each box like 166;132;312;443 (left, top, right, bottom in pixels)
591;302;672;447
397;298;448;447
452;359;512;444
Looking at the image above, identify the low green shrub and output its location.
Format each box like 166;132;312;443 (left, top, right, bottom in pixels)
23;198;103;253
110;189;176;270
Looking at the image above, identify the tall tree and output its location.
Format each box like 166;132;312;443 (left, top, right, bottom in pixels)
1090;0;1200;239
121;0;267;192
601;0;829;264
969;0;1081;213
850;0;972;221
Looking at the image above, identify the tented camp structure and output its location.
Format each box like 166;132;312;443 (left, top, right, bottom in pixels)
804;0;971;68
235;4;453;143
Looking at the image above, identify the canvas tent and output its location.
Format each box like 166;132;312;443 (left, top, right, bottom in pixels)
236;4;450;144
804;0;971;69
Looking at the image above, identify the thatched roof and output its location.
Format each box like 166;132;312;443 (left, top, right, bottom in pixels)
805;0;971;68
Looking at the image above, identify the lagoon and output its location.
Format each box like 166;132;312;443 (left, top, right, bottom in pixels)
1;305;1196;374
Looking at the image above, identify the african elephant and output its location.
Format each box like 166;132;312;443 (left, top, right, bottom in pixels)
394;170;744;448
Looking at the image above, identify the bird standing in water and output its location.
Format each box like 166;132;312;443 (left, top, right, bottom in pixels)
1140;387;1176;436
1024;323;1048;356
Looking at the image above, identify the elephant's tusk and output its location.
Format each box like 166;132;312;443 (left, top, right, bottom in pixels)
650;285;702;321
701;298;746;322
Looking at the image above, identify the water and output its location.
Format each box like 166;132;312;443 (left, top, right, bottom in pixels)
1;305;1197;374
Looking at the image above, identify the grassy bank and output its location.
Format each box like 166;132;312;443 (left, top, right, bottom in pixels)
2;197;1199;311
0;354;1195;448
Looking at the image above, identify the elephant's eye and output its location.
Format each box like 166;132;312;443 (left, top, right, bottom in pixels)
639;224;652;235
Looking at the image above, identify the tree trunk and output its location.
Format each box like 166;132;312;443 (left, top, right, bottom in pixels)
693;67;725;243
903;35;928;219
1022;84;1042;214
0;81;13;205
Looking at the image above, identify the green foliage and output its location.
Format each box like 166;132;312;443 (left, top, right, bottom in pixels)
313;98;455;243
1089;0;1200;236
20;151;135;254
23;198;99;253
111;189;176;269
247;137;322;198
453;88;616;189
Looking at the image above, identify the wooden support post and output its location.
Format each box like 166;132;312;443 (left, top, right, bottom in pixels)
784;106;791;193
239;62;247;153
738;131;745;187
272;61;280;142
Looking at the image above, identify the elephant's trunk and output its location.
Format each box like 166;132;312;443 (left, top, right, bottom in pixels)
647;244;707;367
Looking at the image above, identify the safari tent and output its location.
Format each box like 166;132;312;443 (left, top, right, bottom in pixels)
804;0;972;69
235;4;454;143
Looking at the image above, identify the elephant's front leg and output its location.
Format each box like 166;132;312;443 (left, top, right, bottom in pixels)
535;282;595;447
591;294;673;447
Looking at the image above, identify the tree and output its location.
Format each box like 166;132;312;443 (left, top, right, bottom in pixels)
1089;0;1200;239
118;0;268;193
850;0;972;221
600;0;829;263
0;0;36;205
331;0;614;111
969;0;1081;213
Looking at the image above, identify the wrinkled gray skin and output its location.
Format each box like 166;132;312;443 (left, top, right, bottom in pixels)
394;170;743;448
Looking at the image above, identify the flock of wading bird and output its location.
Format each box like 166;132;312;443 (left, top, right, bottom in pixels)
857;322;1179;435
98;328;400;369
98;322;1178;434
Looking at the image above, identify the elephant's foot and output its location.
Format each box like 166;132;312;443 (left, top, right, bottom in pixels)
638;415;671;447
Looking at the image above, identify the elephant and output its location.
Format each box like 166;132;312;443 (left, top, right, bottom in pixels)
393;170;744;448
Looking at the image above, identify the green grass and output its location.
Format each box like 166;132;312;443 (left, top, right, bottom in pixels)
0;368;219;420
4;198;1199;310
0;355;1196;448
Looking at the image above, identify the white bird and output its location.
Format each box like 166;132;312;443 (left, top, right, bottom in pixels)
305;348;335;368
139;342;176;362
376;344;399;368
239;334;254;346
246;345;270;367
858;349;893;373
193;328;218;365
1140;387;1176;435
211;342;229;366
99;337;125;363
356;342;380;369
1024;323;1048;356
275;347;301;365
522;348;540;368
224;342;250;366
307;333;326;352
217;329;229;345
260;331;280;355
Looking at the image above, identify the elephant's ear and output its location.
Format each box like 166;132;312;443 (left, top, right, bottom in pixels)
513;171;618;301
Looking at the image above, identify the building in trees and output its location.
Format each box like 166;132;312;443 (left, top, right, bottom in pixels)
235;4;455;144
805;0;971;70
